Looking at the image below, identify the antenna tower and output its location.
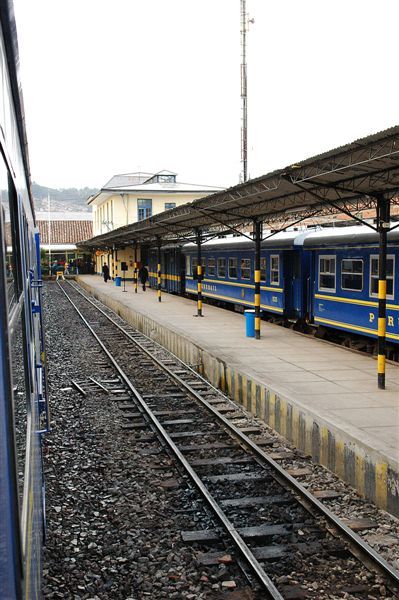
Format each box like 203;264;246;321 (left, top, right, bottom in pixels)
240;0;251;183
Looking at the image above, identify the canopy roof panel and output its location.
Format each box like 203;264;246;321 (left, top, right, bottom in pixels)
80;126;399;248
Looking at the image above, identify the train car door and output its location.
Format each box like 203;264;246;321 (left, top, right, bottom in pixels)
179;249;185;294
292;251;303;316
283;250;302;318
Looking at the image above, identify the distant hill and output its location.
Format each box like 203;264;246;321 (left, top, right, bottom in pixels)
32;182;98;213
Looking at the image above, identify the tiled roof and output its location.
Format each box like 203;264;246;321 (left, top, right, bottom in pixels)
38;220;93;245
36;211;93;221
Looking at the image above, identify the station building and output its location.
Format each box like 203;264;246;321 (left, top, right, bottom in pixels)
87;170;223;278
37;211;93;274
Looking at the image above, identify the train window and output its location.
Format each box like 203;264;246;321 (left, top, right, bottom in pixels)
370;255;395;299
270;255;280;285
217;257;226;277
319;256;336;291
0;158;28;512
260;257;266;282
229;257;237;278
192;257;205;280
341;259;363;291
192;258;197;279
0;156;19;310
241;258;251;280
208;258;216;276
186;255;191;275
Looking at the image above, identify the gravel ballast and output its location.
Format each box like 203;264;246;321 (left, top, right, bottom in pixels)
42;283;255;599
42;281;399;599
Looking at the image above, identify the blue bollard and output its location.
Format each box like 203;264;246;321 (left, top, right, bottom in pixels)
115;276;122;287
244;309;255;337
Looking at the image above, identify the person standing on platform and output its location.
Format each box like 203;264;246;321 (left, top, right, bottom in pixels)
102;264;110;283
138;265;148;291
51;260;58;275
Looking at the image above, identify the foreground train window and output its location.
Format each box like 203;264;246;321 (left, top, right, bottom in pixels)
0;157;18;309
319;256;336;291
370;255;395;299
341;259;363;291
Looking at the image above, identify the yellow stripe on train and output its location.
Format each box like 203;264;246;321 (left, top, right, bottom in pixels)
314;316;399;341
315;293;399;311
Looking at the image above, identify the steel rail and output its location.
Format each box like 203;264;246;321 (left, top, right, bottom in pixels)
58;282;284;598
89;376;110;394
71;380;87;397
65;281;399;591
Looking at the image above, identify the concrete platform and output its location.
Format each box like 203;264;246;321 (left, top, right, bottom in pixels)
76;275;399;515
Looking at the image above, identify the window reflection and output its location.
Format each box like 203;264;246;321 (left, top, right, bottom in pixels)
10;307;28;508
0;157;17;310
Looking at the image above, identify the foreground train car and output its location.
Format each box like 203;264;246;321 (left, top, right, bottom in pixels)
0;2;48;598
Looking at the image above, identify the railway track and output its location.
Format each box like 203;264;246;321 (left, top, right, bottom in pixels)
59;280;399;599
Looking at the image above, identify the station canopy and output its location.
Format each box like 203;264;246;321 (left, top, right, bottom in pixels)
80;126;399;248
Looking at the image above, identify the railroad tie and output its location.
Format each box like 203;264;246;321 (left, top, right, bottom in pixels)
181;522;299;544
220;494;291;508
205;471;269;484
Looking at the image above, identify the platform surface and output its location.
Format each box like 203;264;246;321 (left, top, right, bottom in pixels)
76;276;399;466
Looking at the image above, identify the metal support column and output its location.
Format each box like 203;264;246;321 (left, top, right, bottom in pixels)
111;246;115;280
254;220;262;339
377;196;390;389
157;237;162;302
195;229;203;317
114;247;118;279
134;243;138;293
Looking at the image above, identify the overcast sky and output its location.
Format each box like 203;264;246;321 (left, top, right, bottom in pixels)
13;0;399;190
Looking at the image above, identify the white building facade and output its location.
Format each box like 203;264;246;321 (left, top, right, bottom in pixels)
88;170;223;277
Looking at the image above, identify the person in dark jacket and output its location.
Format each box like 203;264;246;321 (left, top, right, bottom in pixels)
102;264;110;282
138;265;149;291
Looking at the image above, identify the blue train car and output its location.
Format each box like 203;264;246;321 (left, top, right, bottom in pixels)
147;226;398;356
148;245;184;294
183;231;311;319
0;2;48;598
305;226;399;347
